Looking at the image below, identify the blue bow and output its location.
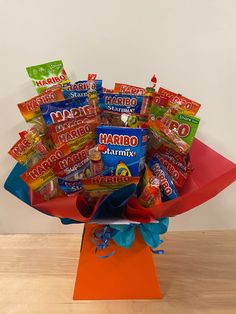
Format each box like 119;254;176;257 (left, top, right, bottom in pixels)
110;218;169;249
90;219;169;257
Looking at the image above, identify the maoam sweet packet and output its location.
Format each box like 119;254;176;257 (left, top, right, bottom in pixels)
96;126;148;176
63;80;103;99
40;97;96;126
99;93;144;113
26;60;70;94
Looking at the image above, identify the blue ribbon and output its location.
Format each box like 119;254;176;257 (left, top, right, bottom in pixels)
110;218;169;250
90;225;116;258
91;218;169;256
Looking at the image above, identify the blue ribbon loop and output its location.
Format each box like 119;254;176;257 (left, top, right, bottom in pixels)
91;218;169;257
110;218;169;249
90;225;116;258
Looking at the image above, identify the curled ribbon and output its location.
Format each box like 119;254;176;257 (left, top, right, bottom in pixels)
91;218;169;257
90;225;116;258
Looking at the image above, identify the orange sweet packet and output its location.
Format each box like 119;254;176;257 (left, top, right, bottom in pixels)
18;88;64;123
21;144;71;191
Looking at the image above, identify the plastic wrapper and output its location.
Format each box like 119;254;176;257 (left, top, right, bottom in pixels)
47;115;98;138
26;60;70;94
50;122;96;151
63;79;102;99
157;87;201;116
153;153;189;190
18;88;64;124
100;111;149;128
138;165;162;208
80;176;140;206
99;93;144;114
114;83;145;95
52;142;93;180
40;97;96;126
23;127;52;158
20;144;71;198
148;157;179;201
8;135;40;168
141;87;155;114
58;178;83;195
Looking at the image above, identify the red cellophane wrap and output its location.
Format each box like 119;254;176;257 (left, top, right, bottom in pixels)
30;139;236;222
30;189;96;222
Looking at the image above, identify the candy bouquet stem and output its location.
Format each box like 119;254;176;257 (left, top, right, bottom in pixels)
4;60;236;300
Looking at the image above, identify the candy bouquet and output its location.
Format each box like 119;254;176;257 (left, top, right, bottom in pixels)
5;60;236;300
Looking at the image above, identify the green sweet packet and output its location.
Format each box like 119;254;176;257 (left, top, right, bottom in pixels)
149;111;200;152
149;105;167;118
169;112;200;146
26;60;70;94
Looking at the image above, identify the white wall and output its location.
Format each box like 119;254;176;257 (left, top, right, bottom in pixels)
0;0;235;233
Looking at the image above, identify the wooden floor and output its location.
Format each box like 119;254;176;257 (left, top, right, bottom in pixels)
0;230;236;314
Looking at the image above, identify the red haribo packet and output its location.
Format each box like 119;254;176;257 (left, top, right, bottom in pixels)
114;83;145;96
157;87;201;116
18;88;64;123
21;144;71;192
8;136;39;168
50;123;96;151
52;141;94;180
